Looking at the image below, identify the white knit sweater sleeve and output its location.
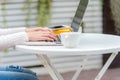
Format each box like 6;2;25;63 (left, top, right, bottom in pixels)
0;27;26;35
0;32;29;51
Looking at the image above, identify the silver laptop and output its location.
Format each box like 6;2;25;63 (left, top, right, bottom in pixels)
25;0;89;46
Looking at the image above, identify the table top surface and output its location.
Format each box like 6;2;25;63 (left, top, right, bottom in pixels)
16;33;120;55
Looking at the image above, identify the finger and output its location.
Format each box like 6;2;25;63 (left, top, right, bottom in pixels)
42;33;57;41
38;37;55;42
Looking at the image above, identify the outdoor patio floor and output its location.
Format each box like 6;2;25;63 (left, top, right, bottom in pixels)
38;68;120;80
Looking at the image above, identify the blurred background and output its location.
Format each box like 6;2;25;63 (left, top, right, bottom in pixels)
0;0;120;80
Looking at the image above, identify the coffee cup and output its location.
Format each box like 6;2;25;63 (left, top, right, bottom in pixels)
60;32;81;48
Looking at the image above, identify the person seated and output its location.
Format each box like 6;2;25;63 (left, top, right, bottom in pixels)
0;27;57;51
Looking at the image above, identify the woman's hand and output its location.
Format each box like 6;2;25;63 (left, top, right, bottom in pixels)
25;28;57;41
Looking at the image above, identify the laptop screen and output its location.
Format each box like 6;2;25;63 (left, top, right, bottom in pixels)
71;0;89;32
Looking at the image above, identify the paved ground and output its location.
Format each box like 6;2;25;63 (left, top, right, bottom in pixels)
38;68;120;80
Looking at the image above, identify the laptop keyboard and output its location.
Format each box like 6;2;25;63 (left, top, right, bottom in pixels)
24;34;62;46
24;41;62;46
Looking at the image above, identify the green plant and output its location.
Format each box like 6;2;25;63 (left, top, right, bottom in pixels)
1;0;53;27
21;0;53;27
1;0;7;27
22;0;33;27
110;0;120;34
37;0;52;27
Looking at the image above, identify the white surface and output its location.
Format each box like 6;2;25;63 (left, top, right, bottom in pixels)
24;42;62;46
16;33;120;55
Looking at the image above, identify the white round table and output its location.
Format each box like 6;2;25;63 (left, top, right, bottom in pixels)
16;33;120;80
16;33;120;55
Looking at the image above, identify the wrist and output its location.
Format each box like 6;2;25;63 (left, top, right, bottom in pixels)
24;32;29;41
25;28;29;32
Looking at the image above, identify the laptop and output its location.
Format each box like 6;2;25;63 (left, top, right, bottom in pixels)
24;0;89;46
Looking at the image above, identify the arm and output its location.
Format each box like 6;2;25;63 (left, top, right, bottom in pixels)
0;32;28;51
0;27;25;35
0;28;57;51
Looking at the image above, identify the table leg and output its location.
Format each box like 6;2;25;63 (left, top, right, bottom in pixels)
36;54;64;80
95;52;118;80
72;55;88;80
